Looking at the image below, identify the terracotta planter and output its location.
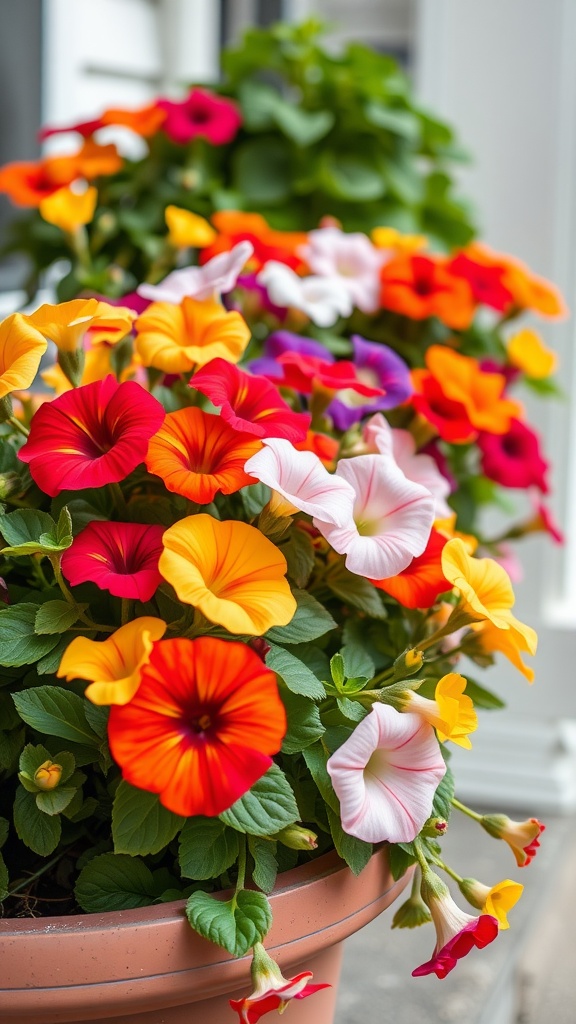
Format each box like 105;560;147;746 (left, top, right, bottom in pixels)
0;845;412;1023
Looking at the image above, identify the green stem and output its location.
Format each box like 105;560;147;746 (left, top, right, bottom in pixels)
413;837;431;875
31;558;52;590
7;416;29;438
121;598;133;626
49;555;115;632
8;850;64;896
451;796;483;823
109;482;128;518
433;858;463;884
235;836;247;894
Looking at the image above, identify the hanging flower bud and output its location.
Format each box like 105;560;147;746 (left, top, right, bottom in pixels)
480;814;545;867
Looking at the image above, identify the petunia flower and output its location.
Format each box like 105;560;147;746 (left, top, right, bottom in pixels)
146;406;262;503
164;205;216;249
326;703;446;843
134;296;251;373
248;329;329;379
266;351;385;400
412;871;499;978
395;672;478;748
371;529;451;609
202;210;308;273
190;358;310;443
480;814;545;867
230;944;330;1023
458;877;523;930
61;521;165;601
0;313;47;400
39;185;98;233
244;437;356;526
506;328;558;379
478;418;549;492
22;298;135;352
107;636;286;816
157;87;242;145
0;141;122;207
39;101;166;140
18;376;165;496
328;336;414;430
298;226;386;313
447;250;515;311
363;413;452;518
57;617;167;705
257;260;353;326
138;241;254;303
380;253;477;330
313;453;435;579
459;242;567;319
371;225;427;255
159;514;296;635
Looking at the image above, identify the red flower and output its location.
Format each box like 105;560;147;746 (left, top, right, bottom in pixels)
201;211;308;273
190;358;310;443
447;252;515;312
380;254;476;330
61;521;165;601
107;637;287;816
410;374;477;444
371;529;451;609
157;87;242;145
230;972;330;1023
478;419;549;492
413;914;499;979
18;376;165;496
265;352;385;399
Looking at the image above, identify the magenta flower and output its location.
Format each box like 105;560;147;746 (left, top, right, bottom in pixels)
249;330;330;379
18;377;165;497
157;88;242;145
413;872;499;979
326;704;446;843
61;521;165;601
478;418;549;492
328;335;414;429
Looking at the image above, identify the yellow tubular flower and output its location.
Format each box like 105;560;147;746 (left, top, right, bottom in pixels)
134;297;251;373
39;185;98;233
165;205;217;248
57;617;167;705
22;299;135;353
0;313;47;399
507;328;557;379
471;620;535;682
159;514;297;635
459;877;523;930
404;673;478;749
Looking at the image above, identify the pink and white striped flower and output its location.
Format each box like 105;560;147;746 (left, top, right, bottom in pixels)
138;241;254;303
313;452;435;579
363;413;453;519
326;703;446;843
299;226;386;314
244;438;355;527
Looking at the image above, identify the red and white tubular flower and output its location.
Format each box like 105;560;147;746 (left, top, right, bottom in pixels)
480;814;545;867
229;944;330;1023
413;871;499;979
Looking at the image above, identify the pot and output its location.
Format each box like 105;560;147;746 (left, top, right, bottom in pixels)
0;845;411;1023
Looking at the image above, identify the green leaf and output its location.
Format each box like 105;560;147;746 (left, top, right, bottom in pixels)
341;645;376;682
12;686;100;746
0;852;8;901
336;697;366;722
84;702;109;738
365;102;421;140
0;605;62;667
388;842;417;881
0;508;72;556
186;889;272;957
326;564;387;618
112;781;185;856
240;481;271;518
265;590;336;644
273;103;335;146
35;633;80;675
13;787;61;855
19;744;75;784
220;765;299;837
35;601;83;635
281;690;325;754
75;853;158;912
56;506;73;546
179;817;240;880
36;787;77;815
249;836;278;894
464;678;506;710
233;137;292;206
0;728;25;771
0;816;9;848
266;644;326;700
321;153;385;201
327;807;373;876
302;742;339;813
282;526;315;588
433;764;455;821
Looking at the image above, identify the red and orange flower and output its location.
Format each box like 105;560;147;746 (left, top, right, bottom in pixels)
61;521;165;602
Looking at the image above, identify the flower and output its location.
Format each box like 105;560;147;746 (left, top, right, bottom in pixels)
57;617;167;705
326;703;446;843
380;254;476;329
138;241;254;303
463;242;567;318
299;226;386;313
22;298;135;352
447;250;515;311
480;814;545;867
0;313;47;400
39;185;98;233
159;514;297;635
146;406;262;503
157;87;242;145
470;619;536;682
267;351;385;400
371;226;427;254
190;358;310;442
0;142;122;207
371;528;451;609
363;413;452;518
478;419;549;492
230;944;330;1023
506;328;557;379
134;296;251;372
458;877;523;930
164;206;217;249
313;453;435;579
244;437;356;525
33;761;63;791
17;376;165;496
328;336;414;430
61;521;165;601
413;872;499;978
39;102;166;139
202;211;308;273
248;329;329;379
257;261;353;326
107;636;286;816
398;672;478;748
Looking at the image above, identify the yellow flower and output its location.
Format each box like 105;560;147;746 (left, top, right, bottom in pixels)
57;617;167;705
459;877;523;929
471;619;535;682
159;514;296;635
404;673;478;749
39;185;98;233
371;226;427;254
507;328;557;379
434;514;478;554
34;761;63;791
23;299;135;353
0;313;47;399
165;205;217;248
134;296;251;373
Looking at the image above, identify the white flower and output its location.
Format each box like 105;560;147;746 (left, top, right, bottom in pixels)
363;413;453;519
257;261;353;326
137;241;254;303
299;226;386;314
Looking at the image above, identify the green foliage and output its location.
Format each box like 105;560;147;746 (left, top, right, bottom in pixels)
0;507;72;557
266;644;326;699
13;787;62;855
220;765;299;837
265;590;336;644
280;690;325;754
0;605;64;667
327;808;373;875
12;687;100;747
112;781;184;856
179;818;239;880
249;837;278;894
186;889;272;958
75;853;160;912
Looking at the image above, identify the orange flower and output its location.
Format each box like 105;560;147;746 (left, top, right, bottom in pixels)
0;313;47;399
72;139;123;180
23;299;135;353
159;514;296;635
371;529;451;609
463;243;567;319
101;102;166;137
371;226;427;254
202;210;309;273
146;406;262;502
471;620;535;682
506;328;557;379
0;142;122;208
39;185;97;233
57;617;167;705
293;430;340;468
380;254;476;329
134;296;250;373
165;205;216;249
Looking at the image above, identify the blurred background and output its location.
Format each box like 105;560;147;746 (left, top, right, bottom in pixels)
0;1;574;1021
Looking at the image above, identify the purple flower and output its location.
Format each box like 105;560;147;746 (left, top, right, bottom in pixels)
249;330;331;378
328;335;413;430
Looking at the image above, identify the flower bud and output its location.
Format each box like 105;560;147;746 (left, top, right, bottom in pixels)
272;825;318;850
33;760;63;791
392;892;432;929
421;816;448;839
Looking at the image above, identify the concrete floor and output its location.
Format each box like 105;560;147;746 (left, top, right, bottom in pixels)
336;811;576;1024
